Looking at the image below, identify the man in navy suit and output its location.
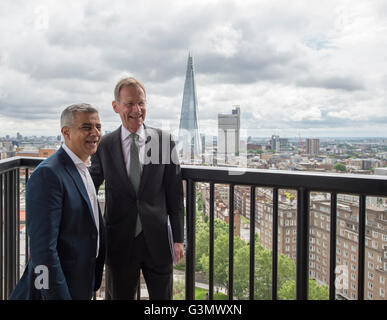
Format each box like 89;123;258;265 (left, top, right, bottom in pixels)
9;103;105;300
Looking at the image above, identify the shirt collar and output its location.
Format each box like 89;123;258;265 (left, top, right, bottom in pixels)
62;143;91;169
121;124;146;145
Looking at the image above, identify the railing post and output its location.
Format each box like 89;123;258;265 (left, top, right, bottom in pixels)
208;183;215;300
329;192;337;300
4;170;17;299
0;174;3;300
185;179;196;300
357;195;366;300
25;168;29;264
15;169;20;281
296;187;309;300
272;188;279;300
228;184;234;300
249;186;256;300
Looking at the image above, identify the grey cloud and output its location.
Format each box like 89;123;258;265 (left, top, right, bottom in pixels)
196;51;302;84
0;101;60;120
40;1;309;86
0;0;385;137
297;75;364;91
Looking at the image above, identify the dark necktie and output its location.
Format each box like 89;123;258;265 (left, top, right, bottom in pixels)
130;133;142;236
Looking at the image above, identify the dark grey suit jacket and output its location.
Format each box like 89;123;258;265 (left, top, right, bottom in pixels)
89;124;184;273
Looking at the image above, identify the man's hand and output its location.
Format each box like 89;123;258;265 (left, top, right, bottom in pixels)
173;242;184;264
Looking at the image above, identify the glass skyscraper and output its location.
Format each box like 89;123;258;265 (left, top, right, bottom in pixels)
178;53;202;162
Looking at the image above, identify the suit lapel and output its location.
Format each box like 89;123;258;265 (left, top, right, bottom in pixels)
108;126;137;197
58;147;97;228
110;125;163;198
138;125;160;196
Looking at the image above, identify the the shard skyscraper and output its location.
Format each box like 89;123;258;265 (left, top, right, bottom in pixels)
178;53;202;162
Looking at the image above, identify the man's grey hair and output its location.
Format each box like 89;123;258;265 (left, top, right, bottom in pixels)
60;103;99;128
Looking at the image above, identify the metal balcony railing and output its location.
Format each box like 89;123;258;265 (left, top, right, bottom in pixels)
1;157;387;300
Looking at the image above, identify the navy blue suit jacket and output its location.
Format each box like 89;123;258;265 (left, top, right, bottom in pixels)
9;147;105;300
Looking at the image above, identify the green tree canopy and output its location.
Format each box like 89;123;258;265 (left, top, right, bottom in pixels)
186;201;329;300
278;279;329;300
334;162;347;172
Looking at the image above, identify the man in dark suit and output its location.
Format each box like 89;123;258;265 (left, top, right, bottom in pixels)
9;103;105;300
90;77;184;300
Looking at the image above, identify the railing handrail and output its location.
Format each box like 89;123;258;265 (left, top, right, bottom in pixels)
181;165;387;196
2;157;387;197
0;157;45;174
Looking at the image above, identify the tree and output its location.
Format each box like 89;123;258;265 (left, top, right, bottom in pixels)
233;245;250;299
195;216;209;271
189;209;328;300
278;279;329;300
173;280;186;300
200;232;247;294
197;192;204;212
334;162;347;172
194;211;229;272
234;243;296;300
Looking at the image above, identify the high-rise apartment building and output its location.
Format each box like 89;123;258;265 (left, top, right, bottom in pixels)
271;135;280;153
218;106;240;163
252;191;386;300
279;138;289;152
306;138;320;155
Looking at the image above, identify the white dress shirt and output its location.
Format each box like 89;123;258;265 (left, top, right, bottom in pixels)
62;143;100;257
121;124;146;177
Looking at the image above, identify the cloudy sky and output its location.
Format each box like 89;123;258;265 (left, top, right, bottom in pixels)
0;0;387;138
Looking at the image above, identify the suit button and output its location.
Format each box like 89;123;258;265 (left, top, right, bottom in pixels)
91;234;97;239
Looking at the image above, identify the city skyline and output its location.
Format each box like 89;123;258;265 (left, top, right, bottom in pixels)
1;1;387;137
